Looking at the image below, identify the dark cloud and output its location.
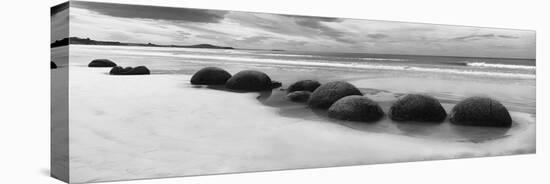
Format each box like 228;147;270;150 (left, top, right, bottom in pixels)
451;33;520;41
71;1;228;23
51;1;69;16
292;16;342;29
451;34;496;41
367;33;389;39
498;35;520;39
289;16;353;43
280;14;342;23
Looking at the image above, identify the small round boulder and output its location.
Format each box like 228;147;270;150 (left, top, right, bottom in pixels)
88;59;117;67
328;96;384;122
286;91;311;103
389;94;447;123
225;70;273;91
450;97;512;127
190;67;232;85
287;80;321;93
307;81;362;109
51;61;57;69
109;66;150;75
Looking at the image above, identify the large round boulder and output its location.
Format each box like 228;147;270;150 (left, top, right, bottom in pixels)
389;94;447;123
287;80;321;93
286;91;311;103
307;81;362;109
88;59;117;67
109;66;150;75
51;61;57;69
225;70;274;91
328;96;384;122
190;67;232;85
449;97;512;127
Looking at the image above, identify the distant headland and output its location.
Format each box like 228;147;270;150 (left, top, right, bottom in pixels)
51;37;235;50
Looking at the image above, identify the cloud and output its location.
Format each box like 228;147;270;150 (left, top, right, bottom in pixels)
450;34;519;41
367;33;389;39
498;35;520;39
290;16;342;29
290;16;351;42
51;1;69;16
240;35;274;43
175;31;192;40
51;4;69;43
71;1;228;23
222;12;352;44
451;34;496;41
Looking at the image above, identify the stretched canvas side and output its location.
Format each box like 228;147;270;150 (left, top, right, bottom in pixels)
51;1;70;183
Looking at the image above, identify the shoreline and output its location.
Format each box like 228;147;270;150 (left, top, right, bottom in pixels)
68;45;536;80
53;42;537;61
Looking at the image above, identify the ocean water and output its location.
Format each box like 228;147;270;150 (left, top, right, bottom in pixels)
68;45;535;114
69;45;535;79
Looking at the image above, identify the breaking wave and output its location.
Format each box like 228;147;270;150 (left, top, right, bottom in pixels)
466;62;535;70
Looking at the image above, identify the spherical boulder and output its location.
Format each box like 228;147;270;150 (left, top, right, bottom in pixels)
286;91;311;103
190;67;232;85
51;61;57;69
225;70;274;91
109;66;150;75
307;81;362;109
328;95;384;122
88;59;117;67
287;80;321;93
389;94;447;123
449;97;512;127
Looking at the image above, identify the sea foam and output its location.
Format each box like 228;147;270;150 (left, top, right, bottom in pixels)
466;62;535;70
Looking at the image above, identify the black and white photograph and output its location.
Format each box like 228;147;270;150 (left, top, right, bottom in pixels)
50;1;535;183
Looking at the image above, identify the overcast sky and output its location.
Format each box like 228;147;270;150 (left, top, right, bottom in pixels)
64;1;535;58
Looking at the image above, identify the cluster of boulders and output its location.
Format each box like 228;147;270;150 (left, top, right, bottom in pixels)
284;79;512;127
190;67;281;91
284;80;320;103
87;59;151;75
109;66;150;75
190;67;514;128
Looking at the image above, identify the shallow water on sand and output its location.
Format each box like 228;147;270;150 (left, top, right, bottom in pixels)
245;83;531;144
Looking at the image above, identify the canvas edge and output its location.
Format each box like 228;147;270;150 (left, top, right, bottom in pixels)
51;1;70;183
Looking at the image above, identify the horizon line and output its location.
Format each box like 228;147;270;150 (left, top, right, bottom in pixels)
54;37;536;60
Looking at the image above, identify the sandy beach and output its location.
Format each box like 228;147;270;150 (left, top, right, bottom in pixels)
56;45;535;183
